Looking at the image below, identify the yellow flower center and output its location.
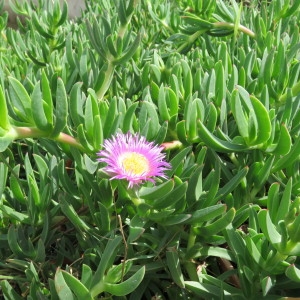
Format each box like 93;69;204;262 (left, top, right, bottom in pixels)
121;152;150;175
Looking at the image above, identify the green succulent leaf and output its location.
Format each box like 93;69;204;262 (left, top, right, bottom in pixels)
0;280;24;300
8;77;34;124
91;236;122;291
197;120;247;153
249;95;272;145
54;269;75;300
266;123;291;155
258;210;281;246
0;136;14;152
195;208;236;236
272;134;300;172
139;179;174;201
57;269;93;300
51;78;68;137
31;82;53;132
113;29;144;65
286;264;300;282
102;266;145;296
59;197;91;232
187;204;227;225
0;85;10;132
166;250;185;288
153;181;187;210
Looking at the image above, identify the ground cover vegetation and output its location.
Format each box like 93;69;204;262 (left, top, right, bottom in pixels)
0;0;300;298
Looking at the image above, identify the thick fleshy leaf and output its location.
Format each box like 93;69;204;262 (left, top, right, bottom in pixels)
54;269;75;300
0;85;9;131
58;269;93;300
51;78;68;137
195;208;236;236
8;77;34;124
166;250;185;288
197;120;247;152
102;266;145;296
139;180;174;201
257;210;281;246
286;264;300;282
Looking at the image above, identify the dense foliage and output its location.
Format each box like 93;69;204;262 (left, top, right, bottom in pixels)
0;0;300;298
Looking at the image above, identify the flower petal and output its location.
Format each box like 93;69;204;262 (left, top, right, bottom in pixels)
97;132;171;187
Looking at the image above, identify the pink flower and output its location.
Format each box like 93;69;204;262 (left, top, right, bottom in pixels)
97;132;171;188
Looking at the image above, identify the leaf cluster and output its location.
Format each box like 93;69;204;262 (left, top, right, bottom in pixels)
0;0;300;299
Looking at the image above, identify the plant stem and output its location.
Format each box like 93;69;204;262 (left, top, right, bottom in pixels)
12;126;86;152
177;30;204;53
184;228;199;281
118;0;139;38
161;140;182;151
268;251;288;272
213;22;256;38
96;1;139;100
90;281;105;298
187;229;196;251
229;153;239;167
131;196;144;206
56;132;86;152
12;126;47;139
